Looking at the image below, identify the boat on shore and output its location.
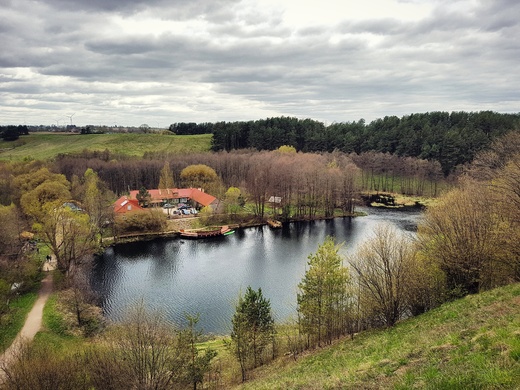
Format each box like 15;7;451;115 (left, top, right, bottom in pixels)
267;219;282;228
180;225;234;239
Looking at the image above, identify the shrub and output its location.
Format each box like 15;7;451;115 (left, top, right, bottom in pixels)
115;209;167;234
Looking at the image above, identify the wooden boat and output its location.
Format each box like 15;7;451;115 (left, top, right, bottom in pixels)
180;225;233;239
267;219;282;228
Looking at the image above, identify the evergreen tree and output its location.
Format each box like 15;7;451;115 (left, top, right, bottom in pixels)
136;186;151;207
178;314;217;390
230;286;275;382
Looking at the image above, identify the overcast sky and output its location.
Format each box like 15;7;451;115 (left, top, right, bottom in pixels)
1;0;519;127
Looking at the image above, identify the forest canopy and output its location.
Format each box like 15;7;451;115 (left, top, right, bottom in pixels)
169;111;520;175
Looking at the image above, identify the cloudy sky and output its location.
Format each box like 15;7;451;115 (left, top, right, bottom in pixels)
1;0;519;127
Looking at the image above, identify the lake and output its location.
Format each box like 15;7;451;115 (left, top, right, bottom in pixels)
91;207;421;334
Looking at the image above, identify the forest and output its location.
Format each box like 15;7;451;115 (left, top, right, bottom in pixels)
170;111;520;175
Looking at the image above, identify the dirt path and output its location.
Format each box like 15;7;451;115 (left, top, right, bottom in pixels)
0;262;55;372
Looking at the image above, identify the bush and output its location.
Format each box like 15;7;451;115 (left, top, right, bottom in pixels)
115;209;167;234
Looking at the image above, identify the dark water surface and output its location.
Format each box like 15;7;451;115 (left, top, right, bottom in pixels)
91;207;421;334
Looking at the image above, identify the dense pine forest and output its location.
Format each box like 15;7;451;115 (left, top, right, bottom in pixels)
169;111;520;175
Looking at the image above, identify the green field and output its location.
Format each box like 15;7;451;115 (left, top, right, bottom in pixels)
0;133;212;161
239;283;520;389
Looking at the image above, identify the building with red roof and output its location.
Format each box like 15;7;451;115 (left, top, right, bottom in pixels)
113;196;143;214
115;188;218;214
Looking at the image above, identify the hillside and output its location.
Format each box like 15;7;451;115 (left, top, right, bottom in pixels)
0;133;212;161
238;283;520;389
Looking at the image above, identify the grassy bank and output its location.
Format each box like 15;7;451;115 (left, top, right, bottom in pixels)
0;133;212;161
238;283;520;389
0;292;38;352
33;293;84;352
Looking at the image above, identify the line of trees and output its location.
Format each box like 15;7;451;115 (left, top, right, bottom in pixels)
169;122;214;135
0;125;29;141
195;111;520;175
51;148;444;222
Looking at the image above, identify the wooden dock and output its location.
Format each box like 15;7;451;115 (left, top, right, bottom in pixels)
180;225;232;239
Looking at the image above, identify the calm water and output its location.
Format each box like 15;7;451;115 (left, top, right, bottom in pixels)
91;208;421;334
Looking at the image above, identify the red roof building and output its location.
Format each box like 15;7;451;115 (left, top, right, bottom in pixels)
113;196;143;214
124;188;218;210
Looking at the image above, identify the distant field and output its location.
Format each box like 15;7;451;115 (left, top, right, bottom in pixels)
0;133;212;161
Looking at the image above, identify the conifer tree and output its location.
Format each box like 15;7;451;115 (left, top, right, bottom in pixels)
230;286;275;382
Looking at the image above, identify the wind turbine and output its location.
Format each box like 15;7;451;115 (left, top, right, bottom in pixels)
66;113;75;126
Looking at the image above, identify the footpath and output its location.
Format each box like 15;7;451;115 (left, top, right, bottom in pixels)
0;257;56;376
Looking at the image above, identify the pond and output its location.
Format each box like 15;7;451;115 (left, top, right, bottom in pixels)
91;207;422;334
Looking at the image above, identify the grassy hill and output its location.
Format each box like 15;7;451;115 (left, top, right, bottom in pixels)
238;283;520;389
0;133;212;161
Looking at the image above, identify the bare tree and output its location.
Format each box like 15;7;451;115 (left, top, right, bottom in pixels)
351;225;413;328
85;304;188;390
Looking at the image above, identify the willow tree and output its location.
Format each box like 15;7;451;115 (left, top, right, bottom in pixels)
224;186;242;217
297;236;353;347
34;202;98;275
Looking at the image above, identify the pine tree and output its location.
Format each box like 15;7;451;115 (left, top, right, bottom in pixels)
230;286;275;382
136;186;151;207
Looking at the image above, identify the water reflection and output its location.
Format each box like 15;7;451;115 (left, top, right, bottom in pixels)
91;208;421;334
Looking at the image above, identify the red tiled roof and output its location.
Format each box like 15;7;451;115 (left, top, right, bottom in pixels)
113;196;143;213
189;188;217;207
126;188;217;207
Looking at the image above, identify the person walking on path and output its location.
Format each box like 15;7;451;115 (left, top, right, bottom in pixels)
0;258;55;374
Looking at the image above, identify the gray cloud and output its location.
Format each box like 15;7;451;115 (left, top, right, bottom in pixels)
0;0;518;126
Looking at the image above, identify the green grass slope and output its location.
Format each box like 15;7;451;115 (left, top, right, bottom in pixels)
240;283;520;389
0;133;212;161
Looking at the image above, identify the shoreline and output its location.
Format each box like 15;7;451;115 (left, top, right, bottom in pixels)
105;191;430;247
103;208;383;247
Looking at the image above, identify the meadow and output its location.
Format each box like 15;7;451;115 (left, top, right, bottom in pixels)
0;133;212;161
